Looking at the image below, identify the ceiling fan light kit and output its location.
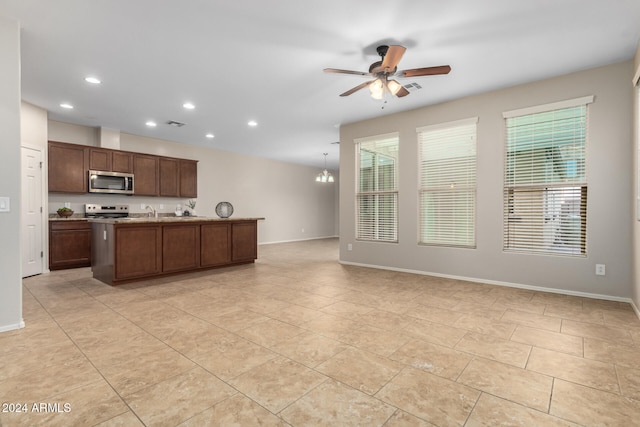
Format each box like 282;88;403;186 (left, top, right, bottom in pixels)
369;79;385;100
324;44;451;100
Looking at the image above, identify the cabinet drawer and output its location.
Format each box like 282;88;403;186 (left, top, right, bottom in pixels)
50;220;91;231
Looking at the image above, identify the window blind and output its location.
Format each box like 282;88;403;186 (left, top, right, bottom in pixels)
418;118;477;247
356;134;399;242
504;101;590;255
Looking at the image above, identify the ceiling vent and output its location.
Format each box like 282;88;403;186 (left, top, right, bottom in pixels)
404;82;422;91
166;120;186;127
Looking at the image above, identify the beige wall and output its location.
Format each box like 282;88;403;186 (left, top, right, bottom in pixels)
21;102;48;150
340;61;634;300
0;16;23;331
48;122;338;244
49;121;99;146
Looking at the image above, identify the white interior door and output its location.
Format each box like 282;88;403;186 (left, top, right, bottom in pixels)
21;146;43;277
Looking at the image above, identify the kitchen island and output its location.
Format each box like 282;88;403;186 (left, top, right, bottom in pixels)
90;217;264;285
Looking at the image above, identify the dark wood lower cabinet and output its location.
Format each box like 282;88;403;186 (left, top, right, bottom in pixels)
232;222;258;261
115;225;162;280
91;219;261;285
49;220;92;270
163;224;200;272
201;223;231;266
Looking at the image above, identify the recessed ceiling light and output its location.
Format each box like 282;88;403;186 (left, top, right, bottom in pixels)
60;103;74;109
183;102;195;110
248;120;258;127
205;133;215;139
145;121;157;127
84;76;101;84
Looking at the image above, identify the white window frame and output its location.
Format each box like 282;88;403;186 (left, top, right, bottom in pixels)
503;96;593;256
355;133;399;243
417;117;478;248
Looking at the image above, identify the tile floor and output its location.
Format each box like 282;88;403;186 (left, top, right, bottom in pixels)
2;238;640;426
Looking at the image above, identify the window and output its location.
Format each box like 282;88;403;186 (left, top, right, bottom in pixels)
418;118;477;247
356;133;399;242
503;96;592;256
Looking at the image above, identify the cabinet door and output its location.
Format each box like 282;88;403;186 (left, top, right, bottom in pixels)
179;160;198;198
48;142;87;193
159;158;179;197
232;222;257;262
201;223;231;266
88;148;112;171
115;225;162;279
112;151;133;173
49;221;91;270
133;154;159;196
163;224;200;272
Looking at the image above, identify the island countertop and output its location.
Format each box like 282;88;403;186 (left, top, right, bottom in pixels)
88;216;264;224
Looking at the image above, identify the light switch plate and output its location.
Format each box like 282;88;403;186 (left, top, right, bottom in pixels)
0;197;10;212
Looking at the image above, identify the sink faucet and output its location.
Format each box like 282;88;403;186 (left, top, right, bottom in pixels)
145;205;157;218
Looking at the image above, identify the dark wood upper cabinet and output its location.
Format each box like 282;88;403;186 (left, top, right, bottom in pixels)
89;148;134;173
159;158;198;198
133;154;159;196
48;141;88;193
159;158;179;197
180;160;198;198
111;151;134;173
48;141;194;197
88;148;111;171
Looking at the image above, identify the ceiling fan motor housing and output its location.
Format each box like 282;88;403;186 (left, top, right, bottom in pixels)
376;45;389;57
369;45;397;76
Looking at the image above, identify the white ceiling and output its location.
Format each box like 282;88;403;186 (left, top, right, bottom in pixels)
2;0;640;170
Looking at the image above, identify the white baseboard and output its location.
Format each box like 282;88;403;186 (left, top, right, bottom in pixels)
259;235;338;245
631;300;640;321
0;319;25;333
339;259;637;307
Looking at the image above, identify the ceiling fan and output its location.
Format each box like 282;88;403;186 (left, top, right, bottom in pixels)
324;45;451;99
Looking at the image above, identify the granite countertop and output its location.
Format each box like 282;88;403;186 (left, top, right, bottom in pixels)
88;216;265;224
49;216;89;221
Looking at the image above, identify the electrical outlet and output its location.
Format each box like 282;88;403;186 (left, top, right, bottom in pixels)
595;264;606;276
347;243;353;251
140;203;146;210
0;197;9;212
159;204;164;209
301;228;305;233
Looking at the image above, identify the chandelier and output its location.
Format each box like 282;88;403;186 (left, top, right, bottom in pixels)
315;153;335;183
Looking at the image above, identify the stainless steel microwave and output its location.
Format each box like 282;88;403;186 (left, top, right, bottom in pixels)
88;170;134;194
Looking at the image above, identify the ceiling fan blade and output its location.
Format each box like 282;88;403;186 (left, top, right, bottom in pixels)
400;65;451;78
339;80;375;97
381;45;406;72
395;86;410;98
324;68;368;76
